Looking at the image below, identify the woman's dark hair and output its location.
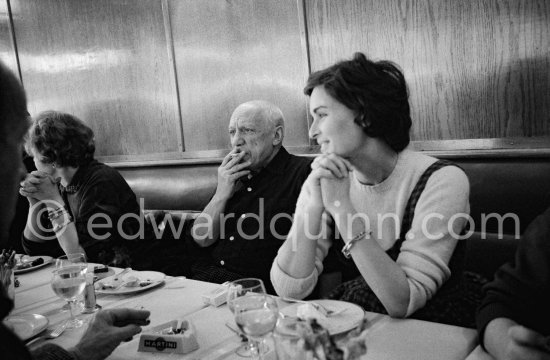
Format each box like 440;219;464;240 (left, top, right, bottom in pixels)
25;111;95;167
304;52;412;152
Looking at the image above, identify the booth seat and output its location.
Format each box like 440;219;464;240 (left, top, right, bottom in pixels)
116;155;550;281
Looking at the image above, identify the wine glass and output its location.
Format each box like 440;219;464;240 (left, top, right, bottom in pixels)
233;293;279;360
51;263;87;328
55;253;87;270
227;278;267;357
55;254;87;312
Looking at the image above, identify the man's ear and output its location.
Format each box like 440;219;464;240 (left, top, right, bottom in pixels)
272;126;283;146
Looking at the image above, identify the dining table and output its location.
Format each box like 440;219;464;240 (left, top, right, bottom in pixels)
8;264;481;360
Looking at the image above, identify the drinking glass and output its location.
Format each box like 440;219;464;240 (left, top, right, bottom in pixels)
233;293;279;360
227;278;267;357
55;253;87;270
51;263;87;328
55;253;87;311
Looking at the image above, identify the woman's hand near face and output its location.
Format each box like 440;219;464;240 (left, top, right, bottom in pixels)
313;154;353;215
19;173;43;200
20;171;62;202
306;154;352;210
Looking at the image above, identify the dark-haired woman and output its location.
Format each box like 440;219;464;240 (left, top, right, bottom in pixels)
271;53;472;324
19;111;152;266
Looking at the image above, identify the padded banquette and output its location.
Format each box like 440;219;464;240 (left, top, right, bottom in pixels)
115;154;550;280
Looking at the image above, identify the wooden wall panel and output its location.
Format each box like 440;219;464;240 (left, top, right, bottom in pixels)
0;0;18;75
305;0;550;142
168;0;310;151
11;0;182;157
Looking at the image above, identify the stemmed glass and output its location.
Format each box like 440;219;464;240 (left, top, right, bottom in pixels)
227;278;268;357
54;254;87;317
51;261;87;329
233;293;279;360
55;253;87;270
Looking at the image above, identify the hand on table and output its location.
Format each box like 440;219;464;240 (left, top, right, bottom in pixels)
71;308;150;360
500;325;550;360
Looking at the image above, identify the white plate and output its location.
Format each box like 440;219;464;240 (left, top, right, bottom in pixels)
95;270;165;295
14;255;53;274
279;299;365;335
4;314;49;341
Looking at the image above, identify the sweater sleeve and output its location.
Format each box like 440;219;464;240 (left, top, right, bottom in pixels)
396;165;470;316
270;181;333;299
476;207;550;347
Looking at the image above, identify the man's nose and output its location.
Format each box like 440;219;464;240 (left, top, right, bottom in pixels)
231;131;245;147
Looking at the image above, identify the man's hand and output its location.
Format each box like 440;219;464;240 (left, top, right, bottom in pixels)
215;150;251;200
500;325;550;360
485;318;550;360
71;308;150;360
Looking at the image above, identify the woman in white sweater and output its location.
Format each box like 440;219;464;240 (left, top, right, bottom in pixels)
271;53;471;322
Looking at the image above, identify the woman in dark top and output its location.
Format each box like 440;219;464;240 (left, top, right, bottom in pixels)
20;111;151;267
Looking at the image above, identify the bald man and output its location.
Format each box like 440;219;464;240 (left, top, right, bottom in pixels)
188;100;312;293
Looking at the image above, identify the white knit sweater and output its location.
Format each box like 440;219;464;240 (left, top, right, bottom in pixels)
270;149;470;316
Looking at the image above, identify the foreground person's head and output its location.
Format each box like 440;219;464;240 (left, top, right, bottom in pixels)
0;60;28;315
0;61;29;245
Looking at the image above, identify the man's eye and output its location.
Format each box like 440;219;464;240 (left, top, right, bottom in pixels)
229;129;235;135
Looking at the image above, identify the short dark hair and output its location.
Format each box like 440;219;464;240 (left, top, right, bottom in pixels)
26;111;95;167
0;62;27;142
304;52;411;152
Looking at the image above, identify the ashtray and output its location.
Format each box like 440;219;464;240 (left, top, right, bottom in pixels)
138;319;199;354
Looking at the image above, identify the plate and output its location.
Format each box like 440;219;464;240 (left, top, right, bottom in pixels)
279;299;365;335
14;255;53;274
4;314;49;341
95;270;165;295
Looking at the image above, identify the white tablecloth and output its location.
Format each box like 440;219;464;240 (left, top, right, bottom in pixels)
11;265;479;359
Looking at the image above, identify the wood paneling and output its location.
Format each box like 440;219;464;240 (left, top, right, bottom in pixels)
11;0;182;157
168;0;310;151
0;0;18;75
305;0;550;141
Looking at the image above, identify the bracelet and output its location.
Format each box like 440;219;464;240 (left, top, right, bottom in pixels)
341;230;369;259
48;206;69;221
52;219;73;233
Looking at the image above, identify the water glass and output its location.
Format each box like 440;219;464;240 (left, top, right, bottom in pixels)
233;293;279;360
51;263;86;328
227;278;267;357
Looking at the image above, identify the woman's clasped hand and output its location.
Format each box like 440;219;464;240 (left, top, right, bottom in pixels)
310;154;354;214
20;171;61;202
